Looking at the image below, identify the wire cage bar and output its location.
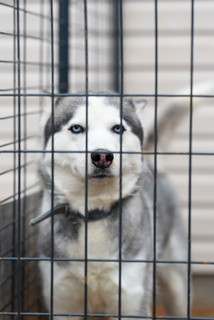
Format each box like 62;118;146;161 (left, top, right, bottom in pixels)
59;0;69;94
0;0;214;320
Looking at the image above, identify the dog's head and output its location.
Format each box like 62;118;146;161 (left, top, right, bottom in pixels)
39;94;146;202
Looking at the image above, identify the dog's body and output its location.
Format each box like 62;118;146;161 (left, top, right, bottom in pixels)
36;94;188;319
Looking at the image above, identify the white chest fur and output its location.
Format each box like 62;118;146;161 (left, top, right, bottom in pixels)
39;218;147;318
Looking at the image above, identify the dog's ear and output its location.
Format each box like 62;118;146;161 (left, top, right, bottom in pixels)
126;99;147;147
132;99;147;121
127;99;147;126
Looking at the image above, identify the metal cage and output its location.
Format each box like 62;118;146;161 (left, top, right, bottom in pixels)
1;0;214;319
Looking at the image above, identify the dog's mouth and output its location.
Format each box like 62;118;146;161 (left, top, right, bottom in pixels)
88;168;115;183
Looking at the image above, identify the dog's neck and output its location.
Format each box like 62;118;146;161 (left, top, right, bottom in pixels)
55;175;140;213
30;195;136;226
40;164;141;214
30;202;119;226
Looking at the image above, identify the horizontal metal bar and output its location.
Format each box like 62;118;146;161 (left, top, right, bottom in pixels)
122;0;213;2
0;85;57;93
0;134;38;148
0;214;37;236
0;181;39;204
0;272;15;288
0;31;54;43
1;246;17;258
1;150;214;156
0;59;59;68
1;92;214;98
13;60;214;73
124;64;214;72
0;231;37;258
0;219;16;232
1;256;214;265
0;2;58;22
0;201;39;233
0;311;213;320
0;110;39;120
0;301;13;312
124;29;214;37
0;160;34;177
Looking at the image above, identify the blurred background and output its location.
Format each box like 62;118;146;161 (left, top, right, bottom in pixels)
0;0;214;317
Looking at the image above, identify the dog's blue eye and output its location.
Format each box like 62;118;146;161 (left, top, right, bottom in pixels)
69;125;84;134
112;125;125;134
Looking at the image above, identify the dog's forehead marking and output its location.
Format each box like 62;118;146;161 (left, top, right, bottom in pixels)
72;96;121;125
44;95;143;146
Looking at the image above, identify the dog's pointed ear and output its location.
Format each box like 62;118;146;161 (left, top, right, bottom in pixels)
127;99;147;123
132;99;147;119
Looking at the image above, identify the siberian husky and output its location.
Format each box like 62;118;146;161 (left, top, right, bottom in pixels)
32;88;207;319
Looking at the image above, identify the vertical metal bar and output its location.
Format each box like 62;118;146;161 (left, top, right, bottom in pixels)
38;4;45;310
118;0;123;318
188;0;194;318
94;2;100;88
153;0;158;318
59;0;70;93
21;0;27;312
113;0;120;92
50;0;55;319
12;0;17;316
83;0;89;318
39;0;45;115
16;0;22;318
46;4;51;90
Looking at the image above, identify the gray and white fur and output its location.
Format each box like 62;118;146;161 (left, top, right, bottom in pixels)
36;91;196;319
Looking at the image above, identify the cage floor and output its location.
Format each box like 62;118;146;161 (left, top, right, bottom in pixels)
156;306;214;317
192;307;214;317
21;308;214;320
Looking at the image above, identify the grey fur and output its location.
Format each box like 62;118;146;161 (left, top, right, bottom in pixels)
102;95;144;144
44;96;84;146
37;93;188;318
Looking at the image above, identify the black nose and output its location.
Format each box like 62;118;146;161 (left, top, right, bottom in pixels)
91;149;114;169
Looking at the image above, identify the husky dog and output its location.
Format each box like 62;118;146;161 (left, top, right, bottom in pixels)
34;92;191;319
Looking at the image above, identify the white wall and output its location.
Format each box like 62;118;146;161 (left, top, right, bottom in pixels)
123;0;214;274
0;0;213;274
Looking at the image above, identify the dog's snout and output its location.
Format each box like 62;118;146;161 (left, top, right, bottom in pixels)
91;149;114;169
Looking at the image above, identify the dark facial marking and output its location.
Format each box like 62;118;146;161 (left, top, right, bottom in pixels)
44;96;85;146
104;96;144;144
44;94;144;147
